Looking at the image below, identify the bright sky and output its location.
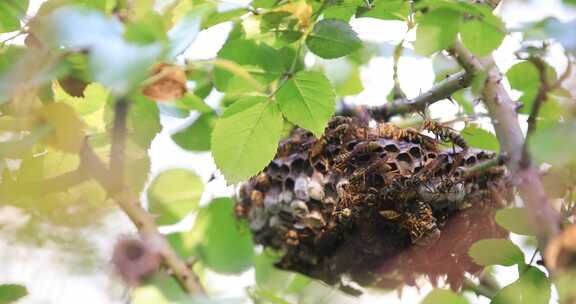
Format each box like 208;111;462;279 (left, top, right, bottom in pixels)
0;0;575;303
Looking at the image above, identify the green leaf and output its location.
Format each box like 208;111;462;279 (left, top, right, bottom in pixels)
0;1;28;33
495;208;535;236
506;61;539;93
181;94;213;113
357;0;410;21
132;275;187;304
168;4;212;59
172;113;216;151
285;274;312;294
335;65;364;96
193;198;254;273
469;239;524;266
421;289;469;304
125;153;151;195
276;71;336;137
260;11;302;46
460;16;506;57
203;8;247;29
415;8;461;56
147;169;204;225
252;0;277;9
255;252;294;292
211;96;283;184
530;122;576;166
129;94;162;149
323;0;360;22
452;90;475;114
57;82;109;115
248;289;291;304
56;82;110;133
462;124;499;151
124;12;168;45
214;39;284;93
306;19;362;59
492;266;551;304
0;284;27;304
506;61;557;114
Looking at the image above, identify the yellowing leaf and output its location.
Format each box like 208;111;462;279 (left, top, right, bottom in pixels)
276;1;313;27
35;102;85;153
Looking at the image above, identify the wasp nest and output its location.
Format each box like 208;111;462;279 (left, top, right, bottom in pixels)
236;117;509;291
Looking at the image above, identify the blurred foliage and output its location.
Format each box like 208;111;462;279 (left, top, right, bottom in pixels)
0;0;574;302
0;284;27;304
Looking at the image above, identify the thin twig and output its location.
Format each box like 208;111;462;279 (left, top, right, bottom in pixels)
461;155;506;178
520;57;551;168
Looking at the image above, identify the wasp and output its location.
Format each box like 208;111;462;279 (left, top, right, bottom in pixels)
234;203;249;218
402;201;439;245
250;190;265;207
375;123;438;151
421;120;468;151
285;230;300;246
350;158;392;186
379;209;402;220
421;120;469;171
334;141;384;172
309;137;327;159
254;173;271;190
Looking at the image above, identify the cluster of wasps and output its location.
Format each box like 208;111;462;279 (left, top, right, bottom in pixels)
236;116;509;292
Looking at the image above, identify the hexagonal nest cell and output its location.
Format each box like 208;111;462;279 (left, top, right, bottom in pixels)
236;116;510;292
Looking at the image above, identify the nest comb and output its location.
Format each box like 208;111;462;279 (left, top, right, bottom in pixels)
236;116;509;292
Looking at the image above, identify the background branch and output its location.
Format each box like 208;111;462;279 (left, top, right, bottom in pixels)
368;70;474;121
451;42;561;244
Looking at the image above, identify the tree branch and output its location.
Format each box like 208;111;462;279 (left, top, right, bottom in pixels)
104;98;205;293
110;99;129;191
79;140;206;294
451;42;561;244
368;70;474;121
